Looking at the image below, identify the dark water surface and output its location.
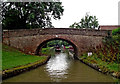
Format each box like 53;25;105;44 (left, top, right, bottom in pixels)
3;53;118;82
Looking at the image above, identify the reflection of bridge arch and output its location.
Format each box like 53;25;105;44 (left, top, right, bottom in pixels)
3;28;109;59
35;37;78;59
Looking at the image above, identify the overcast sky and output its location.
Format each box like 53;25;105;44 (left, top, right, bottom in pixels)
52;0;120;28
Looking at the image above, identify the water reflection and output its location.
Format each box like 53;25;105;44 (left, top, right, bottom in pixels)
3;52;117;82
45;53;72;82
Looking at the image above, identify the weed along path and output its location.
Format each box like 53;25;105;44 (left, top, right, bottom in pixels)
79;53;120;79
3;52;118;82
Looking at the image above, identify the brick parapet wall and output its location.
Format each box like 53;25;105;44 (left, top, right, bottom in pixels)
99;25;120;30
3;28;110;38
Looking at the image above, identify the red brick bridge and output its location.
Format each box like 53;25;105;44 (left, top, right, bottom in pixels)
2;28;110;59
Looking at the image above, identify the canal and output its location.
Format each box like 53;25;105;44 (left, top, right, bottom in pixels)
3;52;118;82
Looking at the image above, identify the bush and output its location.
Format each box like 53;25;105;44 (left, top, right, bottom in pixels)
112;27;120;35
95;34;120;63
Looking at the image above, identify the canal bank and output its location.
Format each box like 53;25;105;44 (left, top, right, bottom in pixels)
66;50;120;79
3;52;118;82
2;44;51;80
2;56;50;80
2;45;119;82
78;54;120;79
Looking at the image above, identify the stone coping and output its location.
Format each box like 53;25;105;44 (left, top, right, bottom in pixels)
78;58;120;79
2;56;51;80
2;28;110;37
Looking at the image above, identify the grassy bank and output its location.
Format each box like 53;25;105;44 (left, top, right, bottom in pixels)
2;44;47;70
80;53;119;73
41;47;55;57
41;47;53;55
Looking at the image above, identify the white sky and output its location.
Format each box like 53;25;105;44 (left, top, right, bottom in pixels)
52;0;120;28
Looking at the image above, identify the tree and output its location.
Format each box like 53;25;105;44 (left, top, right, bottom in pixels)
46;40;69;47
112;27;120;35
69;13;99;29
2;2;64;29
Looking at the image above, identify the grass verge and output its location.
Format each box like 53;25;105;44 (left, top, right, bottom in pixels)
80;53;120;78
80;53;119;72
41;47;53;55
2;44;47;70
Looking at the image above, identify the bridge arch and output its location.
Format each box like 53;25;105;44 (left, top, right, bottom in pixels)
35;37;78;59
3;28;108;59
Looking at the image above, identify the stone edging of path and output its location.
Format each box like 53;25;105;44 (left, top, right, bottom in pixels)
78;58;120;79
2;56;51;80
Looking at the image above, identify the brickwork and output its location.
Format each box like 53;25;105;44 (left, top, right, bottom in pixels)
2;28;109;59
99;25;120;30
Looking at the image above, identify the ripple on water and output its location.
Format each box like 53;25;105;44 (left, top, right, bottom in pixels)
45;53;71;82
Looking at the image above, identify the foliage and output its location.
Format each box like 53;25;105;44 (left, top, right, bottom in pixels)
2;44;47;70
41;47;55;57
95;35;120;63
80;31;120;74
81;53;119;72
112;27;120;35
69;13;99;29
41;47;52;55
2;2;64;29
46;40;69;47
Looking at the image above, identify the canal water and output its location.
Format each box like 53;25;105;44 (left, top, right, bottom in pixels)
3;52;118;82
